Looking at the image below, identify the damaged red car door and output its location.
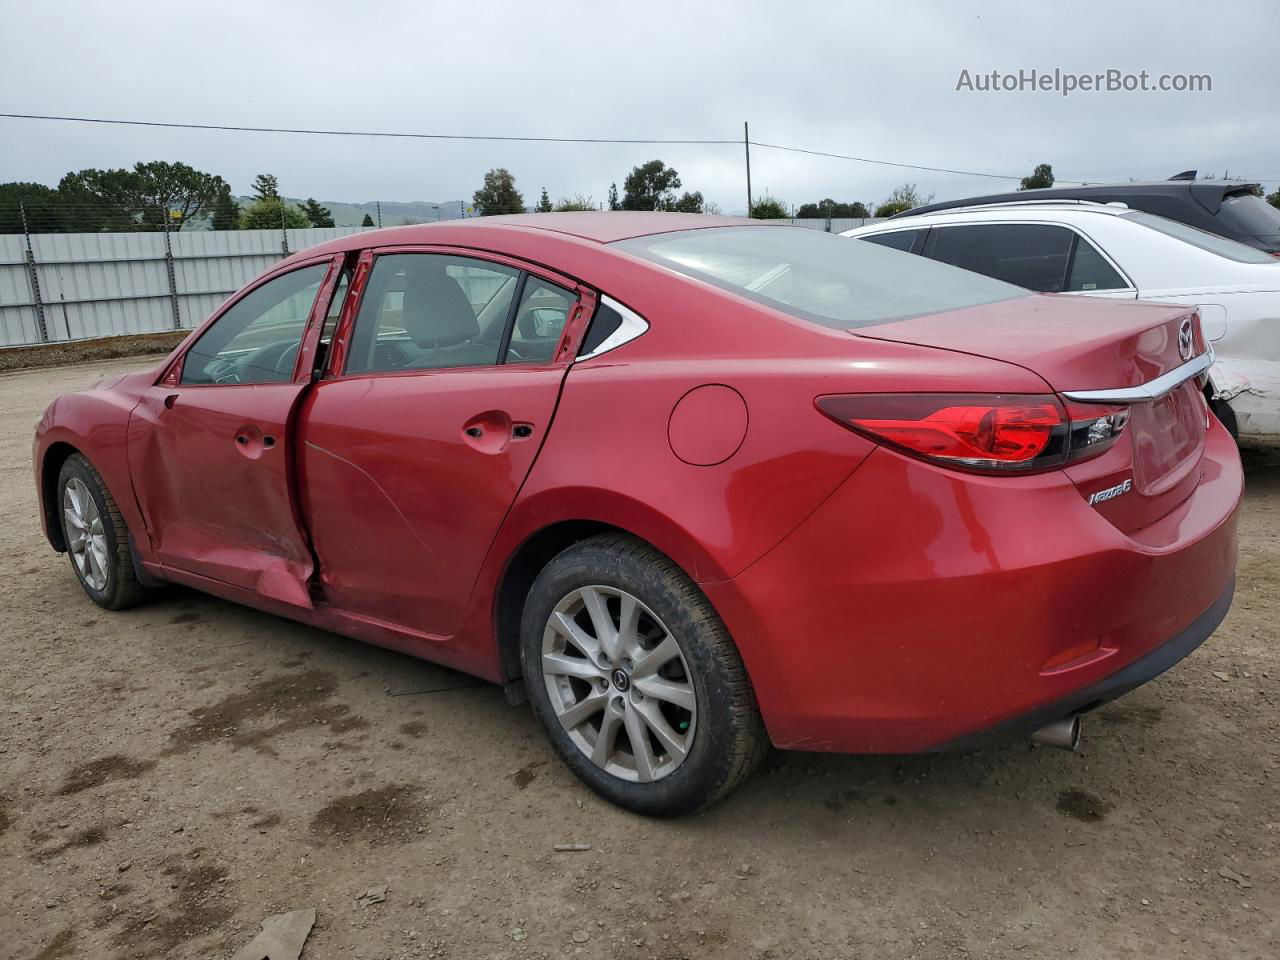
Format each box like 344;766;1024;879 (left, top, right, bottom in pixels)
298;250;588;637
128;256;343;607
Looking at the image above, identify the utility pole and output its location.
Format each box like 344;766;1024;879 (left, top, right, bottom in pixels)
744;121;753;218
376;201;382;228
161;212;182;329
19;201;49;342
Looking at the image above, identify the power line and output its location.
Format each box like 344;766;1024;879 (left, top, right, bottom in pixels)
0;112;738;146
4;111;1274;187
747;141;1076;183
1;111;1048;182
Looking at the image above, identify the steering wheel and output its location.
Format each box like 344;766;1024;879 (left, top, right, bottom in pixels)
274;341;302;377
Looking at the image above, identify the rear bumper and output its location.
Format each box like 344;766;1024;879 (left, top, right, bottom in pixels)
703;417;1243;753
940;575;1233;750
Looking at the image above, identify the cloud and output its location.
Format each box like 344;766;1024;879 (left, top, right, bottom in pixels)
3;0;1274;213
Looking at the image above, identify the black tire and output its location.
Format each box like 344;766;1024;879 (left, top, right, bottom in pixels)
1208;391;1239;439
520;533;766;816
56;453;145;610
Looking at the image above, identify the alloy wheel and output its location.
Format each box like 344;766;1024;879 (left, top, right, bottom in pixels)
541;585;697;782
63;477;109;591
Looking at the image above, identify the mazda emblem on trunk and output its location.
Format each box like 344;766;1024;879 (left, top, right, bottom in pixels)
1178;317;1195;361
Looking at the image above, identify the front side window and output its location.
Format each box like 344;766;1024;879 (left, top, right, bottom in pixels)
506;276;576;364
181;263;328;385
346;254;520;374
924;223;1075;291
615;226;1025;329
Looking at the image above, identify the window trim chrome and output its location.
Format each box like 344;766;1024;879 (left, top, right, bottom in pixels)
1062;347;1215;403
575;295;649;361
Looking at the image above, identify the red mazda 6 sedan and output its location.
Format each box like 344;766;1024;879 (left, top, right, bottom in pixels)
33;213;1241;815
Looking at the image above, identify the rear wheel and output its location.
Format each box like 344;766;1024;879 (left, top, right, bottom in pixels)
1205;383;1239;439
57;453;145;610
520;534;766;815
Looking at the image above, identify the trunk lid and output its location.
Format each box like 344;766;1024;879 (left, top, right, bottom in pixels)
857;294;1211;535
856;294;1203;392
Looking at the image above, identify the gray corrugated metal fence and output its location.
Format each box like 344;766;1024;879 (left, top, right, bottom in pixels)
0;218;886;348
0;227;368;347
770;217;885;232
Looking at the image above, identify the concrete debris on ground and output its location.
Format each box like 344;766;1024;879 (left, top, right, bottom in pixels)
229;908;316;960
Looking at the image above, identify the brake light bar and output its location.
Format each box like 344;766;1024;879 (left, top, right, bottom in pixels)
816;393;1128;474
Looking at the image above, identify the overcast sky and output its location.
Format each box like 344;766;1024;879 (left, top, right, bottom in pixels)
2;0;1276;214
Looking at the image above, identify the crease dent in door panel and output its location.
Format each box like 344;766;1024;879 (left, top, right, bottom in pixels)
456;364;575;617
303;440;437;555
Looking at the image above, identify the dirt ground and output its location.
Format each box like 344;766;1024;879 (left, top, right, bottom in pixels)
1;358;1276;960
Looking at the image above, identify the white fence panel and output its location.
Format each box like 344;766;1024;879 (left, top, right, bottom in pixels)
0;226;369;347
770;217;885;232
0;220;885;348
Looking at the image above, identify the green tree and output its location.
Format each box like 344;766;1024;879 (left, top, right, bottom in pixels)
210;187;241;230
874;183;931;217
473;168;524;215
536;188;553;213
300;197;334;227
0;181;68;233
796;199;870;218
240;196;309;230
553;194;596;211
57;161;228;230
672;191;704;213
608;183;621;211
252;173;280;201
750;194;789;219
1019;163;1055;190
622;160;682;211
1267;187;1280;211
361;212;375;227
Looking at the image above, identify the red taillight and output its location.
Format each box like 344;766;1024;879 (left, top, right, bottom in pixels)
817;394;1128;474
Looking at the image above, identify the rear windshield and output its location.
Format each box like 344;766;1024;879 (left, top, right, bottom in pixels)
1126;211;1278;263
1215;192;1280;240
613;226;1027;329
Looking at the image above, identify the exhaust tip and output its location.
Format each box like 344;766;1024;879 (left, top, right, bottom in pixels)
1030;715;1081;751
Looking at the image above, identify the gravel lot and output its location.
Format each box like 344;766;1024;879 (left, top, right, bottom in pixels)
1;358;1276;960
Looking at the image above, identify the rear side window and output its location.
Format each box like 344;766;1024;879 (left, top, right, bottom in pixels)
505;276;575;364
1065;238;1127;292
1126;211;1278;263
859;229;923;253
580;302;623;355
346;254;519;374
924;224;1074;291
614;226;1025;330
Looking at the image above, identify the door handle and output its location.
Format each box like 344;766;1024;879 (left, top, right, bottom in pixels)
512;424;534;439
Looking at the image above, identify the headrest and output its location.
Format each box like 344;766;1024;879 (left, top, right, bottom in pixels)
401;263;478;348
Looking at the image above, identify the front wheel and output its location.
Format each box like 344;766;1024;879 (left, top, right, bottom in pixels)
57;453;145;610
520;534;766;816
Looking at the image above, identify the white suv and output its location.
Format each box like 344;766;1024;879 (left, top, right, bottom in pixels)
844;203;1280;446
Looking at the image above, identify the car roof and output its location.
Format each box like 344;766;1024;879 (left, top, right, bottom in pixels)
893;179;1263;220
851;203;1136;230
301;212;748;255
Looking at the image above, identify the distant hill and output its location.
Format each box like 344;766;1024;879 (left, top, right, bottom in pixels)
306;198;468;227
231;196;468;227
